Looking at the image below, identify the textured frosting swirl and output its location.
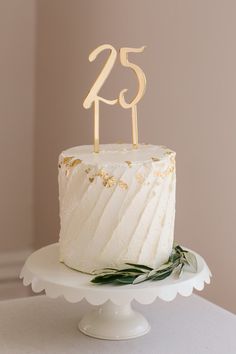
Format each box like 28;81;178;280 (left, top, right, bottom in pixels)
58;144;176;274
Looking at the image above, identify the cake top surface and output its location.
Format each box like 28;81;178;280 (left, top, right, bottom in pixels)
60;144;175;167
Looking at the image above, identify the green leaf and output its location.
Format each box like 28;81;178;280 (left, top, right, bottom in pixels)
91;267;118;275
183;252;198;272
169;251;181;263
175;245;185;253
116;276;137;284
132;273;150;284
116;268;145;274
172;263;184;278
91;273;123;284
125;263;153;271
150;269;173;281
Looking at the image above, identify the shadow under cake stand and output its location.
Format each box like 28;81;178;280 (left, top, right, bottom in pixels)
20;243;211;340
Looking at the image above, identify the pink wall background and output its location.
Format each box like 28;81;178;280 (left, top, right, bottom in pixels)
1;0;236;312
0;0;35;252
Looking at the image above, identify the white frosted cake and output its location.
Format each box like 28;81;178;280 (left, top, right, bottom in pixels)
58;143;176;274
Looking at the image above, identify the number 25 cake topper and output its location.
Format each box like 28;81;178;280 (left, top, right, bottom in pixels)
83;44;146;153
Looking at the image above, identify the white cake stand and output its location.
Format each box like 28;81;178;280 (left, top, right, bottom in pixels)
20;243;211;340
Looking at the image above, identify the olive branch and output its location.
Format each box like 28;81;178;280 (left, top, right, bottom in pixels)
91;244;197;285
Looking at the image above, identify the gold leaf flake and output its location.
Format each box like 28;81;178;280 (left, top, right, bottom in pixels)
97;169;107;178
103;176;116;188
165;151;173;155
63;156;74;165
136;173;145;184
151;157;160;162
125;161;132;167
85;167;91;174
118;180;128;190
89;177;94;183
154;165;175;178
70;159;82;167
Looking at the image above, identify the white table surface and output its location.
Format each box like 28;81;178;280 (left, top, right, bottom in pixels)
0;294;235;354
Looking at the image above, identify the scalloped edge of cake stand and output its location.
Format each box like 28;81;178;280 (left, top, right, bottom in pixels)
20;243;212;306
20;243;212;340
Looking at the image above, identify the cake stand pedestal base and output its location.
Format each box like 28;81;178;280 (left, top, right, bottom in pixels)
78;300;150;340
20;243;211;340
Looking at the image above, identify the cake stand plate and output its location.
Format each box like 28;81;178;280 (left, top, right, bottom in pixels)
20;243;211;340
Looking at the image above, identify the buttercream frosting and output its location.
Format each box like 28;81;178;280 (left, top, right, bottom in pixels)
58;144;176;274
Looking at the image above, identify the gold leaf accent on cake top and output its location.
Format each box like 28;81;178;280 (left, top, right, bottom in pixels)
63;156;74;165
61;156;83;177
136;173;145;184
85;167;91;174
61;156;82;169
71;159;82;167
97;169;107;178
83;168;129;189
151;157;160;162
103;176;116;188
95;169;116;188
154;164;175;178
118;180;128;190
125;161;132;167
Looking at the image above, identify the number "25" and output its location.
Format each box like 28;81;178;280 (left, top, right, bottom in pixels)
83;44;146;152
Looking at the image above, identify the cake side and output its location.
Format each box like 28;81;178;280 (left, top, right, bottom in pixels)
58;144;176;274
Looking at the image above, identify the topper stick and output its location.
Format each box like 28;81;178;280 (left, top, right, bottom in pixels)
132;105;138;148
94;99;99;153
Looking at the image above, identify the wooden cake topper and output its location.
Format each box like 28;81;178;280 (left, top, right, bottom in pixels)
83;44;146;153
